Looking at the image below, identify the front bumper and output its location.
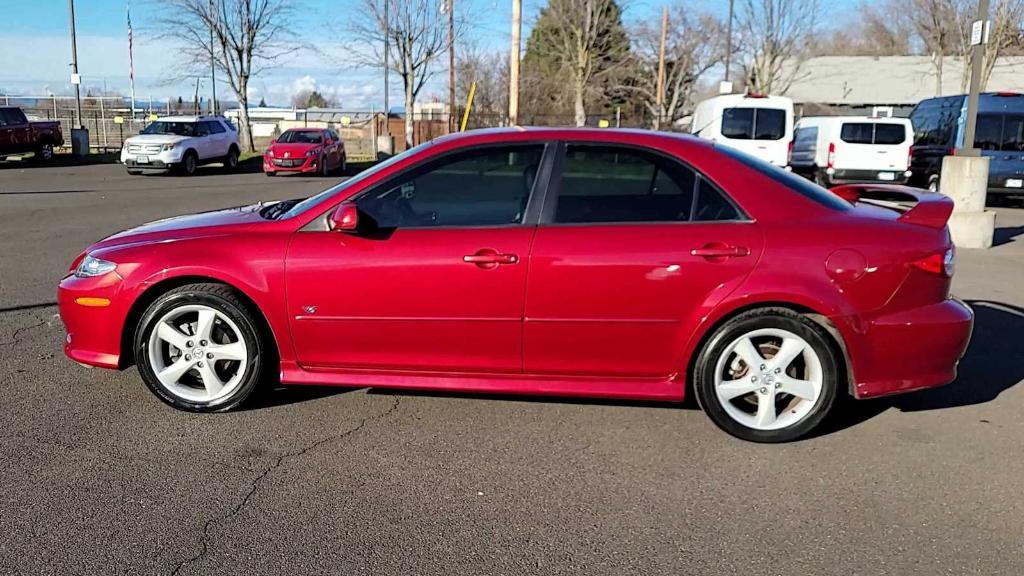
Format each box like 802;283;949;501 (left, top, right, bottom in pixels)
263;155;319;173
121;147;184;170
848;298;974;399
57;272;130;369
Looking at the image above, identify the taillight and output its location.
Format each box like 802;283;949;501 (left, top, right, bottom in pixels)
907;147;913;169
827;142;835;169
911;247;955;277
787;140;793;164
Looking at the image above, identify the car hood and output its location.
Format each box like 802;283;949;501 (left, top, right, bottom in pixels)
267;142;320;157
90;203;271;250
125;134;190;145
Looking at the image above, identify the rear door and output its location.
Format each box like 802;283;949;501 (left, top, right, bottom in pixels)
285;142;551;373
721;107;789;166
523;143;763;378
836;121;909;175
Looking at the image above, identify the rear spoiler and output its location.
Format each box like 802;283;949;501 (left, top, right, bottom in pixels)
828;184;954;230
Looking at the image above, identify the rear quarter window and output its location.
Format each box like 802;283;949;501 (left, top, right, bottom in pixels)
716;144;852;212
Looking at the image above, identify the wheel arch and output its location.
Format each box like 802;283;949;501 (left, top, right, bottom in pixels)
682;300;856;401
118;275;279;370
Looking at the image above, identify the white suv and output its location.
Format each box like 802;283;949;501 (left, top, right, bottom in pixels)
121;115;240;176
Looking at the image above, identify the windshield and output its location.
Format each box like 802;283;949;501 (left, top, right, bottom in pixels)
273;141;435;220
141;121;196;137
278;130;323;144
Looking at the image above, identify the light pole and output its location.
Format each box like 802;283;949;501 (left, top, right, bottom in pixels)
209;0;218;115
962;0;991;156
68;0;83;129
447;0;455;132
724;0;734;84
509;0;521;125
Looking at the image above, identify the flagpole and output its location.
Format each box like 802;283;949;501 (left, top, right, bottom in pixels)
128;3;136;120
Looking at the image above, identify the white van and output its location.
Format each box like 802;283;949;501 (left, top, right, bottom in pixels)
690;94;794;166
789;116;913;186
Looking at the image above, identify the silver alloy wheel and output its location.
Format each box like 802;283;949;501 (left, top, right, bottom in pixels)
147;304;248;404
712;328;823;431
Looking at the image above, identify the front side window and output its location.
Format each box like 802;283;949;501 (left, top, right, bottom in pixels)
554;145;740;224
356;145;544;228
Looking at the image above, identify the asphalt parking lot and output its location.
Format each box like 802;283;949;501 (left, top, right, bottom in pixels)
2;160;1023;575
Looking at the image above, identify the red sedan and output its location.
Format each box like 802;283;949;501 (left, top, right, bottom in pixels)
263;128;346;176
58;128;973;442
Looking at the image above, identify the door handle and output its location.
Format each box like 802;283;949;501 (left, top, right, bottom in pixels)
463;249;519;268
691;244;750;259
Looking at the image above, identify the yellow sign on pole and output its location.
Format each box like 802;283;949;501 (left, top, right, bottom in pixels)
598;119;610;128
341;116;351;126
113;116;124;124
149;114;158;121
460;82;477;132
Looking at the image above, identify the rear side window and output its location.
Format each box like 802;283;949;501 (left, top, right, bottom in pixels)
840;123;906;145
721;107;786;141
974;114;1024;151
716;144;852;212
205;120;226;134
554;145;741;224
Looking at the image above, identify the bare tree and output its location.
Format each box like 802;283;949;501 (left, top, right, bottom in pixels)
347;0;454;148
980;0;1024;87
629;9;723;128
737;0;821;94
813;1;914;56
535;0;632;126
456;44;509;125
153;0;296;152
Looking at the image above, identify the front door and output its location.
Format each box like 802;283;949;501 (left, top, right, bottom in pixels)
285;143;549;373
524;143;763;378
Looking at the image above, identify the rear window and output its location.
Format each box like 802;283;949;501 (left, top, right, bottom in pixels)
973;114;1024;151
721;107;786;141
840;122;906;145
716;144;852;212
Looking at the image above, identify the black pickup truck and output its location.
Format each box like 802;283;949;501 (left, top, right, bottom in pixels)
0;106;63;161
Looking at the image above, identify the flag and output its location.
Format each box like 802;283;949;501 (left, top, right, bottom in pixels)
127;8;134;83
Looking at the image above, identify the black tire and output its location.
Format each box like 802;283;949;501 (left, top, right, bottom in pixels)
179;150;198;176
33;143;54;163
813;170;830;188
223;146;239;171
319;155;330;177
265;171;276;177
693;307;841;443
927;174;940;193
134;283;268;412
340;154;347;174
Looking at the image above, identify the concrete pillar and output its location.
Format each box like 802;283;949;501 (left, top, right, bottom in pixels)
940;156;996;249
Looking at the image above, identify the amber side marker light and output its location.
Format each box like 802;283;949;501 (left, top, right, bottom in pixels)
75;297;111;307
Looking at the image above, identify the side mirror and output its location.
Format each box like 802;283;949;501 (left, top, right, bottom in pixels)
329;202;359;232
324;138;333;145
270;138;277;144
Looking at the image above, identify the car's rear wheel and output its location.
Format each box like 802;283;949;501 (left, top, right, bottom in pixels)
135;283;266;412
694;308;840;443
223;146;239;171
927;174;940;193
34;143;54;162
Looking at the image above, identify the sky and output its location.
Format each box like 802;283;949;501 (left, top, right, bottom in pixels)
0;0;861;110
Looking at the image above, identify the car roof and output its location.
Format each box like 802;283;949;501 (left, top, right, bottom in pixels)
431;126;709;147
797;116;912;125
153;115;228;123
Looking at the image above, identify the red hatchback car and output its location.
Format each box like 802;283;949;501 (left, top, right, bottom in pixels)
58;128;973;442
263;128;346;176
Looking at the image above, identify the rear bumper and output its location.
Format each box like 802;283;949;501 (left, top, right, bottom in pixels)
848;298;974;399
828;168;910;185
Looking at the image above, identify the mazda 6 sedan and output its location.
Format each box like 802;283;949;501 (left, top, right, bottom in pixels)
58;128;974;442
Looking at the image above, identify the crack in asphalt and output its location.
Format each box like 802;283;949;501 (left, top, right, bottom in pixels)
0;316;55;347
168;395;402;576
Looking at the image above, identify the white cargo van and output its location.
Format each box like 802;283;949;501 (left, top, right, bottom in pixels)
690;94;793;166
789;116;913;186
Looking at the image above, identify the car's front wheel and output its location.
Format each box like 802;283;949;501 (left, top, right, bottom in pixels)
135;283;267;412
694;308;840;443
178;151;198;176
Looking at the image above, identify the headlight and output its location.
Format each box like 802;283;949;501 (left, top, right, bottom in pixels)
162;143;177;151
75;255;117;278
305;147;321;157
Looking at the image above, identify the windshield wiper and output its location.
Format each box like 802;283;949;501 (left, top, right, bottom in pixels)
260;199;302;220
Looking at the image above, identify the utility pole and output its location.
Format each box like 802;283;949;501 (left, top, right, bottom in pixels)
384;0;390;116
68;0;83;129
724;0;734;83
962;0;991;156
509;0;521;125
655;6;668;130
447;0;455;133
209;0;218;115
